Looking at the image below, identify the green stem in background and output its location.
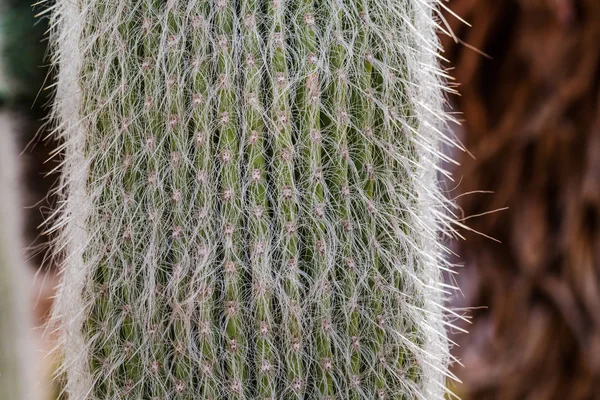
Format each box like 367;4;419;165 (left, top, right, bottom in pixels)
188;0;221;397
240;0;277;397
0;0;49;107
215;0;247;397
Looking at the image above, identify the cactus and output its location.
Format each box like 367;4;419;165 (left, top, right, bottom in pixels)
49;0;457;398
0;114;36;400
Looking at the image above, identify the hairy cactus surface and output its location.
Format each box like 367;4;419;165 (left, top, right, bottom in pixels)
48;0;457;398
0;114;35;400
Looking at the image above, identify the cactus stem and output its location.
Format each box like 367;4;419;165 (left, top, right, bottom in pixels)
215;0;248;397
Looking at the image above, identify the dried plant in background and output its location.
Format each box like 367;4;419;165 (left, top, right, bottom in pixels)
47;0;458;398
443;0;600;398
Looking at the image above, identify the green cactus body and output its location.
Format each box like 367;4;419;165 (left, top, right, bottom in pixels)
49;0;456;398
142;2;171;398
188;0;222;397
325;2;356;398
303;2;335;397
353;11;380;395
293;0;325;397
240;0;277;397
214;0;250;397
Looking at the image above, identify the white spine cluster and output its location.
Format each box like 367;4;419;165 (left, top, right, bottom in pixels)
48;0;459;398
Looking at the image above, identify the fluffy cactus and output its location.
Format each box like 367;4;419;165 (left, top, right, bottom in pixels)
0;114;36;400
48;0;457;398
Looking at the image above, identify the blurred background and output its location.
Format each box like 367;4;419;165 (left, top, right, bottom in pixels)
1;0;599;399
442;1;600;399
0;0;58;398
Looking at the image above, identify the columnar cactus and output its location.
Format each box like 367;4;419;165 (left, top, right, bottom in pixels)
0;115;35;400
49;0;457;398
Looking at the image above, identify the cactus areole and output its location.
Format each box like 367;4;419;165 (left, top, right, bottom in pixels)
49;0;458;398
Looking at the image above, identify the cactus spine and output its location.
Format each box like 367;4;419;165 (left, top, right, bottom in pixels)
49;0;457;398
0;115;35;400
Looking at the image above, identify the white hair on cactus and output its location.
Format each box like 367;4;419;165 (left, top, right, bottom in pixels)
45;0;94;396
